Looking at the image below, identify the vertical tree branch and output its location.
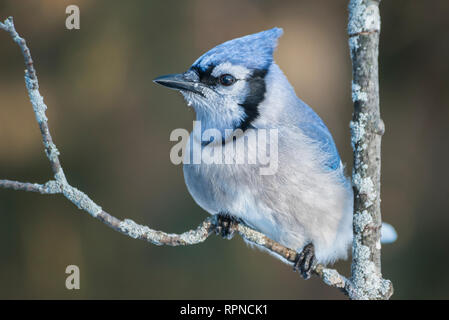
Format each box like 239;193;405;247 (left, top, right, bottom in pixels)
348;0;393;299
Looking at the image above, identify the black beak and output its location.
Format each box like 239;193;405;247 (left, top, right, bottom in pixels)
153;73;203;95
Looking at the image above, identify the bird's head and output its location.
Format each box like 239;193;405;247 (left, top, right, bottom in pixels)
154;28;283;133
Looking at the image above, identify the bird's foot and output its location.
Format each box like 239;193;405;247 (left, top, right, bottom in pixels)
215;214;240;239
293;243;317;280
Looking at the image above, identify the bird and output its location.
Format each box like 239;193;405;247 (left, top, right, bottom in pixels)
153;28;395;279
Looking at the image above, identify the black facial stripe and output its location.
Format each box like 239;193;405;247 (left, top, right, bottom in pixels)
191;64;219;87
238;68;268;131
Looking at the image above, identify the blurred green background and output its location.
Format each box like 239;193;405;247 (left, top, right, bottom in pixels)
0;0;448;299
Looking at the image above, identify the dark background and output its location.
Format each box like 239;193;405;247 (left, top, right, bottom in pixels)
0;0;448;299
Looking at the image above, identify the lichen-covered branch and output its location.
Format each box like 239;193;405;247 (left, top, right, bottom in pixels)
0;180;349;293
348;0;393;299
0;16;349;295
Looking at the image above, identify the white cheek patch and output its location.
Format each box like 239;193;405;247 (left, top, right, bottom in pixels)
211;62;251;80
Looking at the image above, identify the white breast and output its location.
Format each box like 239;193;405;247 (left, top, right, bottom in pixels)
182;127;353;265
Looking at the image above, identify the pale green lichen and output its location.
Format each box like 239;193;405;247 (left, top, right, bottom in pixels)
42;180;62;194
352;173;376;202
62;184;102;218
179;229;205;244
321;268;346;288
119;218;211;246
352;243;384;299
44;141;60;161
348;0;381;35
54;168;68;184
351;81;368;102
354;210;373;233
238;224;267;246
350;112;369;149
119;219;152;240
25;76;48;124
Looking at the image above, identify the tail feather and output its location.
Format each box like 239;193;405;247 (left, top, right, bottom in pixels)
381;222;397;244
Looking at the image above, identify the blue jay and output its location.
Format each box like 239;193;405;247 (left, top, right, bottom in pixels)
154;28;395;279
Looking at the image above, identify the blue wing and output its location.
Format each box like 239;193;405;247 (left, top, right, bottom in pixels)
298;104;341;171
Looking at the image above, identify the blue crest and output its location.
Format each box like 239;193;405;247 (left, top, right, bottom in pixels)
192;27;283;70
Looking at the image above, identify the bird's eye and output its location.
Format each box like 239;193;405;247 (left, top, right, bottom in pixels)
219;74;236;86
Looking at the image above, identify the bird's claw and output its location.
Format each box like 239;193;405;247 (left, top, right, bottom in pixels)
293;243;317;280
215;214;239;239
